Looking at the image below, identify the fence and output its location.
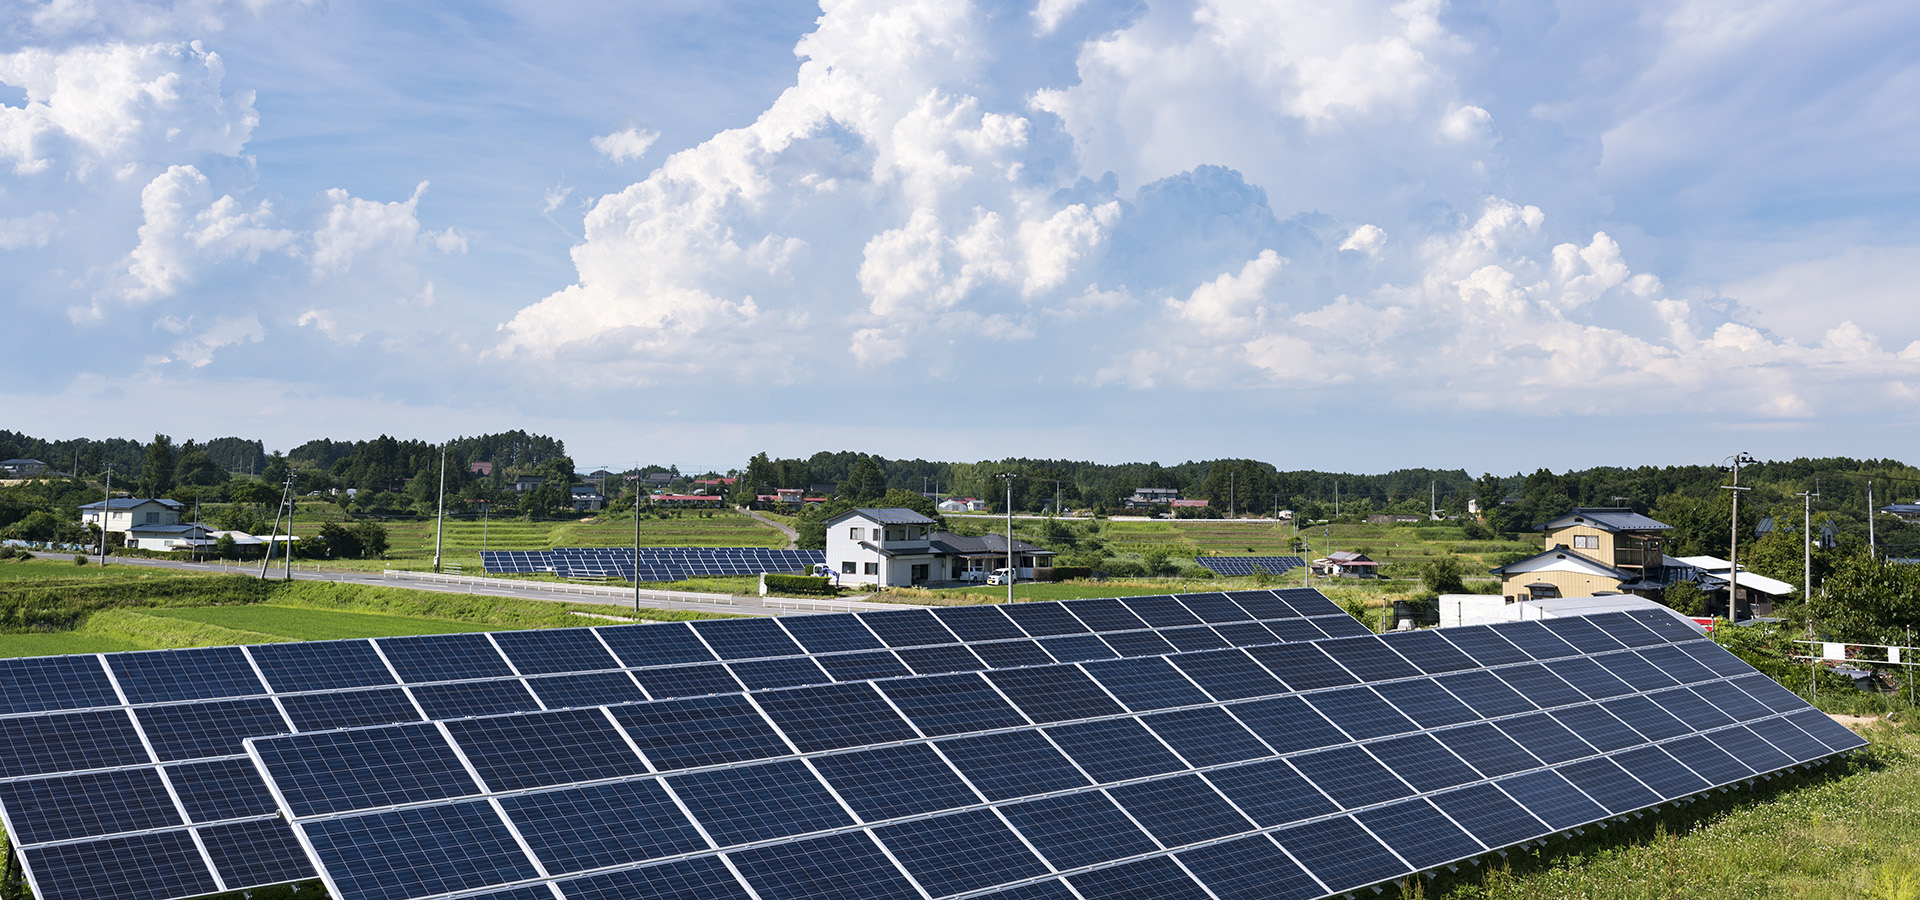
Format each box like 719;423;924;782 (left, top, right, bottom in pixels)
382;569;738;605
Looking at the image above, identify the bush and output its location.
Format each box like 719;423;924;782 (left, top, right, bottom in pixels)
764;573;836;596
73;554;88;565
1047;566;1092;581
1420;556;1467;595
1664;580;1708;617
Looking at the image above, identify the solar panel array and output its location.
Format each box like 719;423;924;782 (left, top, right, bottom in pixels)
479;549;825;582
1193;556;1306;577
240;604;1864;900
0;589;1363;900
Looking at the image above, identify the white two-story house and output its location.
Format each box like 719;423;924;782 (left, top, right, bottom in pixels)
78;498;206;550
824;508;1056;587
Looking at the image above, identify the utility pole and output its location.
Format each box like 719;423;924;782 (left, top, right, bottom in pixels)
1721;453;1754;623
432;444;447;574
1430;481;1436;520
635;481;643;614
1229;470;1235;519
998;473;1017;604
1869;480;1877;559
261;472;293;580
1799;486;1819;601
98;465;112;566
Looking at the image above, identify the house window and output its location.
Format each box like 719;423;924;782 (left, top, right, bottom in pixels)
1573;535;1598;550
145;512;160;525
871;529;881;540
864;562;878;575
841;561;857;574
849;527;861;540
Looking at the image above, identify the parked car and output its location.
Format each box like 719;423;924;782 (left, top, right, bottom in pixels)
986;567;1017;586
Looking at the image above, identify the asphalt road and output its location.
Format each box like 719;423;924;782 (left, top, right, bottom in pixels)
37;553;899;618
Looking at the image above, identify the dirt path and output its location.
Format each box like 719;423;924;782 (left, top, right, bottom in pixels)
738;507;799;549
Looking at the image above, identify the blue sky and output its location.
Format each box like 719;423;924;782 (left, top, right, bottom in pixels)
4;0;1918;475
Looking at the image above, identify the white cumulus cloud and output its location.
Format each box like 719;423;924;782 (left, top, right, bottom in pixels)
591;126;660;164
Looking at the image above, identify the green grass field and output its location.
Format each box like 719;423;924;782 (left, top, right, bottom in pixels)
0;556;199;582
0;632;143;655
144;605;502;640
280;508;788;573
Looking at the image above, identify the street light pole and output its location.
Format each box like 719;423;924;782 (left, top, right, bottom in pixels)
432;444;447;575
998;473;1017;604
1721;453;1754;623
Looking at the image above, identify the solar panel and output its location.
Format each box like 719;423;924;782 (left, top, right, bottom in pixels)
0;591;1866;900
483;547;828;582
1191;556;1306;577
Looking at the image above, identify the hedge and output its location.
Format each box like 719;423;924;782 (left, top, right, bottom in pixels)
764;573;837;596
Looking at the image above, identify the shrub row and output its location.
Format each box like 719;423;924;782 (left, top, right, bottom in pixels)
764;573;837;596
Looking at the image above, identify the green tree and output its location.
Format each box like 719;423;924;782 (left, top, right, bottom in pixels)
352;521;389;558
1419;556;1466;595
137;434;176;498
173;440;229;488
839;456;886;504
316;522;363;559
1663;580;1708;617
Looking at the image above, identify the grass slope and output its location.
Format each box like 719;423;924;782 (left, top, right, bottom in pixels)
282;509;788;572
144;605;500;640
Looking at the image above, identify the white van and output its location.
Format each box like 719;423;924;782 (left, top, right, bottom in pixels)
986;568;1016;586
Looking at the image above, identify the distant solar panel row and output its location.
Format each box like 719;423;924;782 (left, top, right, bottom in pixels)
245;609;1864;900
479;548;825;582
1193;556;1306;577
0;590;1360;900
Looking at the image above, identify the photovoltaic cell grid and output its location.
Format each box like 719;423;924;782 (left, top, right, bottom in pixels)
0;589;1362;900
1191;556;1306;577
479;548;825;582
250;608;1864;900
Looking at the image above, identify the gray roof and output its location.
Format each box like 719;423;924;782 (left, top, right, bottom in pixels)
1488;544;1632;579
126;524;204;534
1540;508;1671;534
929;532;1053;557
78;498;185;511
844;508;936;526
1;459;46;466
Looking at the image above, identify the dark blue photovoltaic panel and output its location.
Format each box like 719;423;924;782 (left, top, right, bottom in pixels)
1586;611;1669;647
1439;723;1542;778
985;666;1125;723
611;695;789;771
1733;674;1813;714
691;618;803;660
1037;634;1118;662
1544;657;1635;699
1231;696;1349;755
251;723;477;817
1435;670;1536;718
1109;773;1251;846
811;743;980;820
499;779;705;874
1705;724;1793;772
1069;855;1211;900
1538;617;1625;654
1651;686;1737;730
1169;649;1285;701
1121;595;1203;628
971;640;1056;669
528;671;649;709
1606;746;1708;799
753;683;917;752
729;657;831;691
1429;783;1549;848
729;831;921;900
876;808;1049;896
1275;588;1346;617
1060;599;1148;632
375;633;514;683
248;640;396;693
1159;625;1232;653
1551;704;1643;752
1356;799;1483;869
303;800;539;900
1437;625;1532;666
1262;619;1329;643
1638;644;1719;683
0;656;119;715
1316;636;1423;681
932;605;1025;641
1227;590;1300;622
279;687;421;732
24;829;218;900
1371;679;1478;729
973;881;1078;900
1273;815;1406;894
0;768;181;843
491;628;620;675
1496;770;1607;830
1623;608;1705;642
410;679;541;720
1048;718;1185;781
1366;733;1482;793
1288;745;1413;809
1083;657;1210;712
1557;756;1660;813
1179;835;1326;900
199;818;317;888
1661;734;1753;783
597;623;719;667
1693;680;1773;722
1312;616;1377;639
1592;652;1678;692
878;674;1028;736
135;697;289;761
0;709;149;777
857;609;957;647
779;616;885;654
897;645;986;674
1213;621;1284;648
636;664;743;699
1495;664;1588;708
816;651;912;682
1305;686;1417;740
1143;706;1272;766
1378;630;1478;674
999;602;1090;636
108;646;263;704
560;855;751;900
1599;695;1693;741
1204;759;1337;827
445;708;648;791
938;730;1090;801
169;757;280;822
1000;792;1159;870
1488;622;1580;660
1786;708;1870;752
1099;629;1179;657
1244;642;1357;691
1177;593;1253;623
1495;713;1594;764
